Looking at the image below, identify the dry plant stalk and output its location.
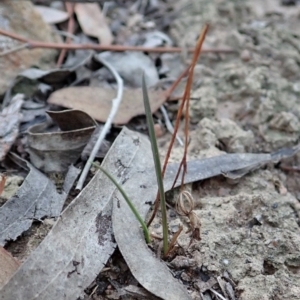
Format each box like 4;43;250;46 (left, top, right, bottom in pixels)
171;24;209;189
165;224;183;257
176;190;201;243
56;2;75;67
147;24;209;227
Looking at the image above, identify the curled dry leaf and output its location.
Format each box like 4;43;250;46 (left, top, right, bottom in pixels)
47;86;166;125
176;190;201;241
74;3;113;45
0;153;80;246
0;94;23;161
27;109;96;173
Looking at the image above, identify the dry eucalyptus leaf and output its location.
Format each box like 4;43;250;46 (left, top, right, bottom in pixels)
0;94;23;161
47;86;166;124
34;5;69;24
0;247;20;289
74;3;113;45
2;127;300;299
27;109;96;172
0;128;190;300
0;154;79;246
111;130;192;300
0;1;59;95
0;129;137;299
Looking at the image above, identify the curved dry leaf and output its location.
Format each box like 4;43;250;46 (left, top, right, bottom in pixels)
27;109;96;172
47;86;166;125
0;154;79;246
0;128;141;300
34;5;69;24
74;3;113;45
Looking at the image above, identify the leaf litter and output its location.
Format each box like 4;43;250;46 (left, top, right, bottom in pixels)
2;127;300;299
74;3;113;45
48;86;166;125
27;109;96;173
0;153;79;246
1;0;300;299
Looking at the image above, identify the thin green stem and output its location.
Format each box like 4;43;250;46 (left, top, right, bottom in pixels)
142;75;168;256
96;164;151;244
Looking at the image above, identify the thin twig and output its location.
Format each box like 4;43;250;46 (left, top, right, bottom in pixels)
0;27;236;54
147;25;208;226
0;43;29;57
57;2;75;67
171;24;209;189
164;65;190;101
209;288;227;300
160;105;183;146
165;224;183;257
146;66;190;227
76;58;124;190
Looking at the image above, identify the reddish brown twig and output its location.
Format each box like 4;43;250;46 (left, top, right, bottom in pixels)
56;2;75;67
147;66;191;227
163;65;190;101
171;24;209;189
0;27;236;54
147;25;209;227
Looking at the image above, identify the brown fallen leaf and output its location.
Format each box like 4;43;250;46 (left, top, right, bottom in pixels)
27;109;96;173
0;1;60;95
48;86;166;125
0;247;20;289
74;3;113;45
0;175;6;197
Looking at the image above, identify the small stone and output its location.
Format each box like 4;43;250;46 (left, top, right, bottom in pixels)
181;272;191;282
240;49;251;62
154;123;164;137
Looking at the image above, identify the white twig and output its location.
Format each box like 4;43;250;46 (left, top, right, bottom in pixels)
76;58;124;190
160;105;183;146
209;288;227;300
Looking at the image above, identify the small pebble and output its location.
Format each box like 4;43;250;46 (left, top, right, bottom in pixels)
240;49;251;62
154;123;164;137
